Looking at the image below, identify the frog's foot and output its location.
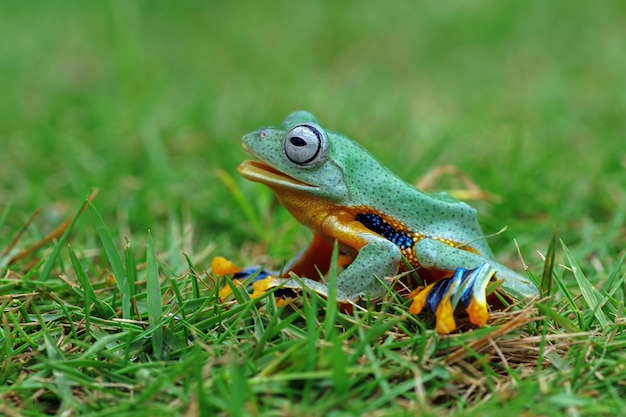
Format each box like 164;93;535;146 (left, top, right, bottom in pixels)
221;266;280;300
213;256;334;305
408;264;495;334
212;256;279;300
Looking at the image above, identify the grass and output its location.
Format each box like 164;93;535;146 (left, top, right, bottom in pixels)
1;1;625;416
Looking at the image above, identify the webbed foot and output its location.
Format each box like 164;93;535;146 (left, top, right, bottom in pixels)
212;256;279;299
409;264;495;334
213;256;334;304
212;256;352;305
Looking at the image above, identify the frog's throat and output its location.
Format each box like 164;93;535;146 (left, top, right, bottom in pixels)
238;160;317;190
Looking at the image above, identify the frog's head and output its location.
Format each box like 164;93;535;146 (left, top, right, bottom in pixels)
238;111;354;202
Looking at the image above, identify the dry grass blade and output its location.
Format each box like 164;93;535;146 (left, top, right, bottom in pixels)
444;304;536;366
7;191;98;266
445;303;594;368
0;208;42;261
415;164;501;202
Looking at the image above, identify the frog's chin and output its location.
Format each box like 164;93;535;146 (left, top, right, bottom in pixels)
238;160;317;190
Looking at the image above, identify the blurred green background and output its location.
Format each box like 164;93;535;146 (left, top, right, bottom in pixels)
1;1;624;267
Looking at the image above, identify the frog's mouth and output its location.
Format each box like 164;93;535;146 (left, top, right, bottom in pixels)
238;160;317;189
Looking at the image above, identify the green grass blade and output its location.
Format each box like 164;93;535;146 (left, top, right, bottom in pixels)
39;197;89;282
183;253;201;299
535;301;581;333
0;200;15;267
124;239;138;318
602;253;625;300
331;330;348;395
561;240;609;329
146;230;163;359
1;311;13;384
324;240;340;340
88;201;130;319
68;245;93;335
541;227;557;297
0;198;11;231
42;332;77;412
215;169;265;239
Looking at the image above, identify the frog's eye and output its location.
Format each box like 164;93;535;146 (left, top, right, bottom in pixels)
283;123;327;166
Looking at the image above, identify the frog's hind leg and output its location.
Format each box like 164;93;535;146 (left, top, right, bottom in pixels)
213;260;348;306
410;238;497;333
215;263;281;300
409;264;494;334
215;234;336;302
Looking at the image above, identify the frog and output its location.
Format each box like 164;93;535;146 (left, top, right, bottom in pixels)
218;111;538;334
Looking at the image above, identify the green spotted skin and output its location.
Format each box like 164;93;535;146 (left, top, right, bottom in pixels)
240;111;538;300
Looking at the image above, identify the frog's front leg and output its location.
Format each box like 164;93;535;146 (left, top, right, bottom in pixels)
410;239;499;333
267;236;402;303
335;237;402;301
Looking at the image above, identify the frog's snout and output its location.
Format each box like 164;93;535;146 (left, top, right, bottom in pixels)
244;128;271;141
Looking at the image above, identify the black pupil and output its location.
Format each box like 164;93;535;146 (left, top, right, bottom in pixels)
290;136;307;147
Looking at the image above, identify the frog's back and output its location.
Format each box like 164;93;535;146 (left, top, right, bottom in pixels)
365;182;493;255
330;135;494;258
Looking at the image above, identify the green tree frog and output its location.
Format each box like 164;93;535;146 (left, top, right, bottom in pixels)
217;111;538;333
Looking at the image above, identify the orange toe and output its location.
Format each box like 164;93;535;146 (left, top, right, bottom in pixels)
409;283;436;315
211;256;240;276
466;297;488;326
435;297;457;334
250;276;279;298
